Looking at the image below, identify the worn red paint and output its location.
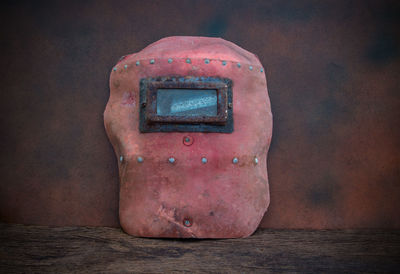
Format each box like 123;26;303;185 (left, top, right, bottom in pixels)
104;36;272;238
121;92;136;106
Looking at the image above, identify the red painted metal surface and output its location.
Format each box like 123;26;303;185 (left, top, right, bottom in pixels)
104;37;272;238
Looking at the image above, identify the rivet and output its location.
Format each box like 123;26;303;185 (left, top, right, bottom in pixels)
260;68;264;72
119;156;123;162
183;218;192;227
186;58;191;64
150;59;155;64
137;156;144;163
113;67;117;71
168;58;173;63
222;61;227;66
201;157;207;164
249;66;253;71
237;63;241;68
254;157;259;164
232;157;238;164
204;59;210;64
136;61;140;66
124;64;128;69
168;157;175;164
183;136;193;146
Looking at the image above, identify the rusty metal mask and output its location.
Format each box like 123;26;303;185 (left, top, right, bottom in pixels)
104;36;272;238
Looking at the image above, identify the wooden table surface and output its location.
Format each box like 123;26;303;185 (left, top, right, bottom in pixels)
1;223;399;273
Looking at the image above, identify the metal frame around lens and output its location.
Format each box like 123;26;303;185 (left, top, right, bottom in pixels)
139;76;233;133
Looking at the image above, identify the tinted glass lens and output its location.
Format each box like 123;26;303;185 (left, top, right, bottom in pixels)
157;89;217;116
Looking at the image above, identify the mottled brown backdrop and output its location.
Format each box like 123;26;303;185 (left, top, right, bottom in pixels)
0;0;399;229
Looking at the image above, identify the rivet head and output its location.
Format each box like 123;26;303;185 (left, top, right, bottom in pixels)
168;157;175;164
113;67;117;71
237;63;241;68
201;157;207;164
150;59;155;64
222;61;227;66
136;61;140;66
168;58;173;63
254;157;259;164
204;59;210;64
232;157;239;164
124;64;128;69
119;156;123;162
183;136;193;146
186;58;191;64
183;218;192;227
260;68;264;72
137;156;144;163
249;66;253;71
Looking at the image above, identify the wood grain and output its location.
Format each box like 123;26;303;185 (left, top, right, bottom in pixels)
0;223;399;273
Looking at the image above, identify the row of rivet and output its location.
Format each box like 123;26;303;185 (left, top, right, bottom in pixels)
113;58;264;73
119;156;259;164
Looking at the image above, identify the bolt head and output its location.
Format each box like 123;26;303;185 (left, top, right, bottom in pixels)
168;58;173;63
137;156;144;163
237;63;241;68
136;61;140;66
249;66;253;71
186;58;191;64
119;156;123;162
168;157;175;164
113;67;117;71
204;59;210;64
124;64;128;69
254;157;259;164
201;157;207;164
150;59;155;64
222;61;227;66
260;68;264;72
232;157;238;164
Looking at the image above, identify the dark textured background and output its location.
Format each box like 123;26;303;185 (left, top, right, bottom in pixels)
0;0;399;229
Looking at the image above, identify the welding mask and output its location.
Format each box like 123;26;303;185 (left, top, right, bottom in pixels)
104;36;272;238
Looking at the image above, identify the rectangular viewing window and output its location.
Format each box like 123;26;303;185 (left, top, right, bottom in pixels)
156;89;217;117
